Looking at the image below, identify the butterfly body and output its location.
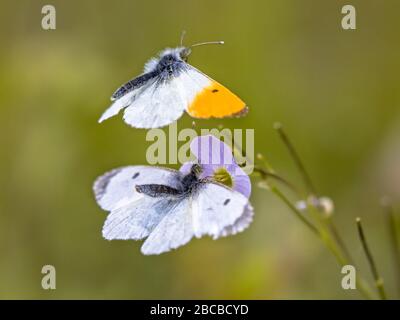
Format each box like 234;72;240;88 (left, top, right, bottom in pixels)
99;46;247;128
135;163;203;198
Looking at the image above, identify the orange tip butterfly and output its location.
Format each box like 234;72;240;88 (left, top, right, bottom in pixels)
99;33;248;128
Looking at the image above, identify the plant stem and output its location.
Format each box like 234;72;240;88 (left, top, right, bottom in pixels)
307;204;377;298
274;122;317;195
274;123;355;265
269;183;374;299
306;202;344;259
327;218;354;264
257;125;375;298
356;217;387;300
233;138;301;195
382;197;400;296
269;185;319;235
253;166;300;195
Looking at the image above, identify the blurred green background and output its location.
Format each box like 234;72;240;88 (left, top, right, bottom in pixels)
0;0;399;299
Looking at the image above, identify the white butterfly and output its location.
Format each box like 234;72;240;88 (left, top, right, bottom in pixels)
93;164;253;255
99;41;248;129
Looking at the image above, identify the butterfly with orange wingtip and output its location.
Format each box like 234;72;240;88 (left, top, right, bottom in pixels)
99;35;248;129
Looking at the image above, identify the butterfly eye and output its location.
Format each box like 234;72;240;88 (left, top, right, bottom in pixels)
180;48;191;61
190;163;202;176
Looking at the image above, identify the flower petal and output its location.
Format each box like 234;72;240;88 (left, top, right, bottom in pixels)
233;171;252;199
190;135;235;167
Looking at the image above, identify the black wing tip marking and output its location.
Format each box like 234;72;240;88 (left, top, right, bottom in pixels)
232;105;249;118
93;168;122;202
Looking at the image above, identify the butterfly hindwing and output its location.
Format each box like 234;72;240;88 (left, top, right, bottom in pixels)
99;72;158;123
140;197;193;255
217;203;254;238
191;181;251;239
122;76;186;128
102;196;179;241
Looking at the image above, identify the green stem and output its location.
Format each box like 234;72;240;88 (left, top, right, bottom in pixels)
253;166;300;195
274;123;317;195
269;184;374;299
275;123;358;264
382;198;400;297
306;204;374;296
234;139;301;195
356;217;387;300
326;218;354;265
269;185;319;235
307;200;348;266
252;124;375;298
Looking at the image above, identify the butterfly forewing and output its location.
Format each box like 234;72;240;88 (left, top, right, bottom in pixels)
122;76;186;128
102;196;180;241
182;65;247;119
93;166;181;211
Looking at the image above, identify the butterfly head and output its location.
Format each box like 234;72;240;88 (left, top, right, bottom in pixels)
180;163;203;193
178;47;192;62
190;163;202;177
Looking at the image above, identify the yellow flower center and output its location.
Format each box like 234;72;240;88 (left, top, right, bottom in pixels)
213;167;233;188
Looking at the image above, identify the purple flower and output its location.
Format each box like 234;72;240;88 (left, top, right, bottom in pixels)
180;135;251;198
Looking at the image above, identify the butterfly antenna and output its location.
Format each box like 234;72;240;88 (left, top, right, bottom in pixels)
190;40;224;48
180;30;187;47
